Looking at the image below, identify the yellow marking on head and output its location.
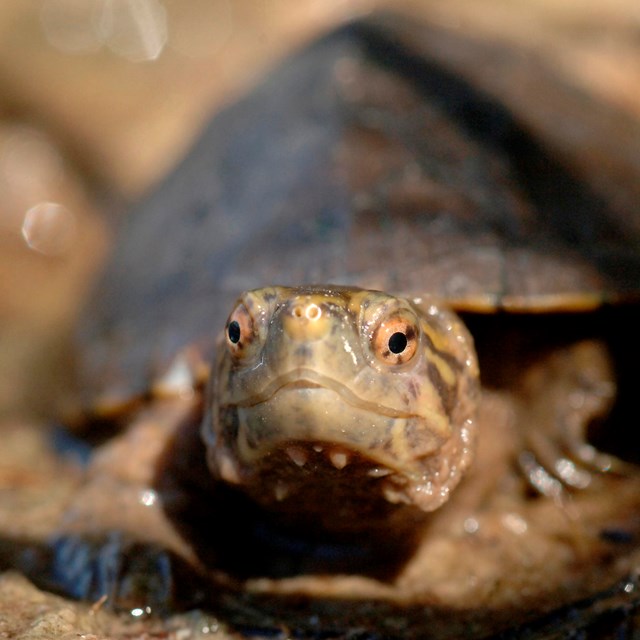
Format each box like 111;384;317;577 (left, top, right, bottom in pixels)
426;351;457;387
420;318;454;355
390;417;411;468
346;289;375;316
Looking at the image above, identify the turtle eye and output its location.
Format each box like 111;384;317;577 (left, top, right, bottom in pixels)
372;316;419;365
227;321;241;344
226;303;255;357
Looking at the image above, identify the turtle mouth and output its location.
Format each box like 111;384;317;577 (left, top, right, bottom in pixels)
213;368;449;510
211;368;465;514
232;368;416;420
219;368;433;485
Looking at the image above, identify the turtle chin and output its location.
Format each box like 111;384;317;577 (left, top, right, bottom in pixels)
208;382;469;525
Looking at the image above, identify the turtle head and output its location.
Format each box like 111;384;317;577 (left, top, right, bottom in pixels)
203;286;479;532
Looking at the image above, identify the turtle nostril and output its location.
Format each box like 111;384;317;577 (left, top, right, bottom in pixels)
305;303;321;320
283;299;328;340
290;303;321;321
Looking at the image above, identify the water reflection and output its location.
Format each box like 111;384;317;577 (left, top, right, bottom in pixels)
0;125;66;239
40;0;168;61
0;122;107;417
21;202;77;256
97;0;167;62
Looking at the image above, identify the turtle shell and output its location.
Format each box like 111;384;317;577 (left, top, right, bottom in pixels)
77;15;640;415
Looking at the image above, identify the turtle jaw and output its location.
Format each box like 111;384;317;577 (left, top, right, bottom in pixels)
229;368;425;421
207;372;465;517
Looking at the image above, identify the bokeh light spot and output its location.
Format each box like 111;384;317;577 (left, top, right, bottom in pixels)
21;202;77;256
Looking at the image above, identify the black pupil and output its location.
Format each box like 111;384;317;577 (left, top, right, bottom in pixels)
388;331;407;354
228;320;241;344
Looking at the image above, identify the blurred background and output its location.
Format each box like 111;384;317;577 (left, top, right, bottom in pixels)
0;0;639;419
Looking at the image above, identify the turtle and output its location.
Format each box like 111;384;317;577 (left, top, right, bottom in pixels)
4;13;640;640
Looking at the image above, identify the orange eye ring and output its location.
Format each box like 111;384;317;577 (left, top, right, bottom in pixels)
372;316;419;365
226;303;255;358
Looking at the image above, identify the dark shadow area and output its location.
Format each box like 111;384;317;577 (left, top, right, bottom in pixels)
152;414;424;581
591;303;640;464
463;301;640;465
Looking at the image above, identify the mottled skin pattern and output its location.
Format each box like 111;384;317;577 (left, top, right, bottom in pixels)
205;286;478;531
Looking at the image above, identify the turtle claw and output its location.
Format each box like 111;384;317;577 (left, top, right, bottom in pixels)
46;533;207;613
518;450;567;502
516;340;628;497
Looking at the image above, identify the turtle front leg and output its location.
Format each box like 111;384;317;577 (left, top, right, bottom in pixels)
43;531;209;613
61;396;199;554
49;394;211;610
515;340;628;501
